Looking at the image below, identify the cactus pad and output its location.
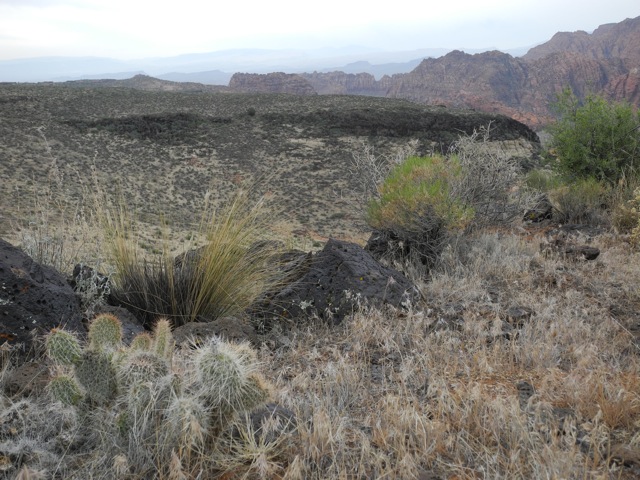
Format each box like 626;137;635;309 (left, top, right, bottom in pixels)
75;350;118;405
88;313;123;351
45;328;82;365
48;373;83;406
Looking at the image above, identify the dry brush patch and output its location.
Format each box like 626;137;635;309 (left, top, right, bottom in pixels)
262;230;640;479
1;230;639;478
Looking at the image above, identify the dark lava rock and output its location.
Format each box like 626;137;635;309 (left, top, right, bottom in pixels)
541;229;601;261
505;305;535;328
251;238;420;326
0;239;85;355
70;263;111;298
524;194;553;223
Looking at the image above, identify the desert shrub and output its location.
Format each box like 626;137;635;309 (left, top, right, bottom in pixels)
365;126;532;271
42;314;272;478
450;124;533;229
549;88;640;184
101;189;281;328
524;168;563;192
366;154;475;268
347;142;413;217
547;176;608;225
368;155;474;232
525;166;640;229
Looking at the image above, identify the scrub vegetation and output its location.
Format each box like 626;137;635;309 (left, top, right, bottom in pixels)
1;85;639;479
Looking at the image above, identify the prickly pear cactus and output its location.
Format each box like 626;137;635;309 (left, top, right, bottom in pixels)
152;318;174;360
45;329;82;366
88;313;123;351
129;332;153;351
195;340;272;429
74;350;118;405
118;351;169;388
48;373;83;406
43;314;274;477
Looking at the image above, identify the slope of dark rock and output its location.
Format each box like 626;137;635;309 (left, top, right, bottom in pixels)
0;239;85;356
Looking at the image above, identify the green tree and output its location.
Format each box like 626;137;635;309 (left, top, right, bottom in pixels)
549;88;640;184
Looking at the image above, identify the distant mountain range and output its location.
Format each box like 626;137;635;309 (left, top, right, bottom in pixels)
0;45;530;84
3;16;638;129
228;16;640;129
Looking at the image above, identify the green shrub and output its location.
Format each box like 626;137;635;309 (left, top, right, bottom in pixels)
367;155;474;233
549;88;640;184
524;168;563;192
366;154;474;269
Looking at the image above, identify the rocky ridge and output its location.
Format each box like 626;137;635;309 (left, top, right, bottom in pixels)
225;16;640;129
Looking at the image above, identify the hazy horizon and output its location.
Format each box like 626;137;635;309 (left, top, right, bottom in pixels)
0;1;637;62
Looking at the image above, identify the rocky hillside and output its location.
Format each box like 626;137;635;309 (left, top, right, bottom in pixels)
62;74;227;93
386;48;631;128
0;83;538;244
522;17;640;64
301;72;394;96
227;16;640;129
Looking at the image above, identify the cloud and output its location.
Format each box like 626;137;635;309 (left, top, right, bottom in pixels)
0;0;638;60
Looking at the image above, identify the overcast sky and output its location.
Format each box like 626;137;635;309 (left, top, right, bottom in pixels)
0;0;637;60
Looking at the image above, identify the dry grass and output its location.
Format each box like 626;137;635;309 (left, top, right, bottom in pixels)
2;84;639;479
4;150;640;478
254;229;640;480
2;228;640;479
11;131;107;275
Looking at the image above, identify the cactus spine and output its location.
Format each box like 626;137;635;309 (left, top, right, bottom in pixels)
44;314;274;477
74;350;118;405
118;351;169;388
130;332;153;351
195;339;271;429
152;317;174;360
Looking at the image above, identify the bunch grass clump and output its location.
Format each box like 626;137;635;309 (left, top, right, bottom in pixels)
547;176;608;225
630;187;640;246
100;188;281;328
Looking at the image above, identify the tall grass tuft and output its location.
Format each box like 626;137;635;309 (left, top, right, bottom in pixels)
100;188;280;328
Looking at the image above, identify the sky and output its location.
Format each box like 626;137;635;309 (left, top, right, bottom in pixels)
0;0;638;61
